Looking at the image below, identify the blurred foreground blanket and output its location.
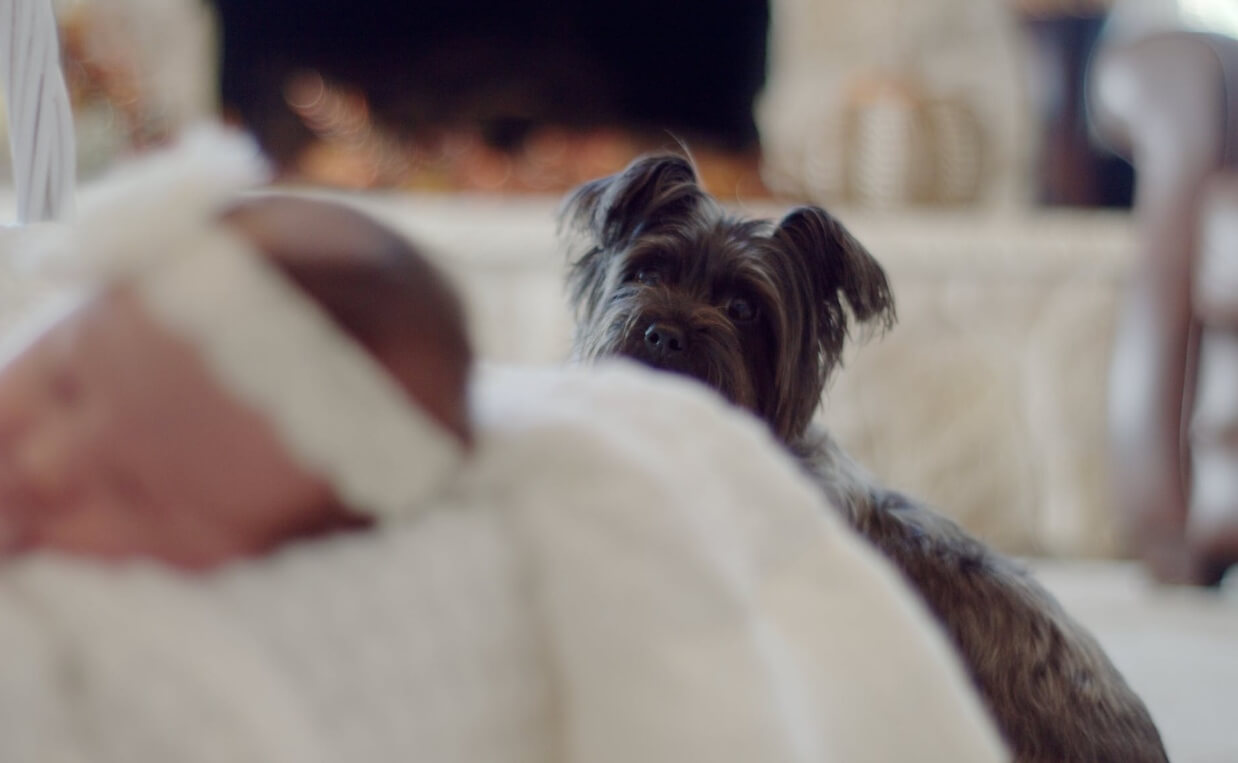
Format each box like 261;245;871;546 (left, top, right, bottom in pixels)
0;361;1006;763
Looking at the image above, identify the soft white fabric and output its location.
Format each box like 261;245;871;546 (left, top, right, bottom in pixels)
0;361;1007;763
470;363;1007;763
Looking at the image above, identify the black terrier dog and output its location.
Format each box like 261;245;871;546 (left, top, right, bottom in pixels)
559;153;1168;763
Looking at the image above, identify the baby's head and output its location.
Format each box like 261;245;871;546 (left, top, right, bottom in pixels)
225;195;473;445
0;185;472;570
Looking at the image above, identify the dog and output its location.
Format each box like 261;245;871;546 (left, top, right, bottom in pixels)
558;153;1168;763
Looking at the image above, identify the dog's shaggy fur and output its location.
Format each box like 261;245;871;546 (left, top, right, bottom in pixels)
559;153;1168;763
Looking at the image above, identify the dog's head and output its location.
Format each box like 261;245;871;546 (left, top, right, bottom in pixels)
559;153;895;443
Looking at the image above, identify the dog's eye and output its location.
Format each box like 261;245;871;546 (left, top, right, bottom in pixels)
727;297;757;323
634;266;662;286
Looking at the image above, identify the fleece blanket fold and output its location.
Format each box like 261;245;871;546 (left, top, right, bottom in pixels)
0;361;1006;763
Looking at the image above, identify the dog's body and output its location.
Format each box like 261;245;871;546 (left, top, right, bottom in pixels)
799;428;1165;762
559;154;1167;762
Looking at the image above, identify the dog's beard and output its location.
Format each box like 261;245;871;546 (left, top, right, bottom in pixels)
573;292;762;416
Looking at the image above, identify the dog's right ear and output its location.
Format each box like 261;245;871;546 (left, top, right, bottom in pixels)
558;153;704;251
773;205;897;362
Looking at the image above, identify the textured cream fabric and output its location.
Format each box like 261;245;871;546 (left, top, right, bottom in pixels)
0;362;1007;763
471;362;1007;763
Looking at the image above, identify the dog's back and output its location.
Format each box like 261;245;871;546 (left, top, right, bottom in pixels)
798;427;1168;763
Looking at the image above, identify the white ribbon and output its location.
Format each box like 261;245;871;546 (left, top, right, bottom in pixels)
23;126;463;522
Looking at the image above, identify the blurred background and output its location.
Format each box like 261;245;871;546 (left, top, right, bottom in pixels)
30;0;1238;205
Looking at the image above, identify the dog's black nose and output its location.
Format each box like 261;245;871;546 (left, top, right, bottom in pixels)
644;322;686;356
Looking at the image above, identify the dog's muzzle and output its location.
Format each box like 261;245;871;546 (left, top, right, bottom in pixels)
643;321;686;358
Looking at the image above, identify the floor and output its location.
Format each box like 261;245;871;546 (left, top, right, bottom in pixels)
1034;559;1238;763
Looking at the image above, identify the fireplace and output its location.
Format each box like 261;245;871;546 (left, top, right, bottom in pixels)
211;0;771;192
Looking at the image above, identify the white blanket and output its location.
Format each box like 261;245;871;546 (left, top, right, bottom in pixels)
0;361;1007;763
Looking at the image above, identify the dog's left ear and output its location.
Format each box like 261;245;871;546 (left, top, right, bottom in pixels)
773;205;897;361
558;153;704;251
560;154;707;321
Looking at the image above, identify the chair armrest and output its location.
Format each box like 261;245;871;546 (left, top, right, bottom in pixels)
1089;31;1238;581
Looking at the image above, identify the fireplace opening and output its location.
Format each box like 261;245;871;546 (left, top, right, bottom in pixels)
211;0;771;192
